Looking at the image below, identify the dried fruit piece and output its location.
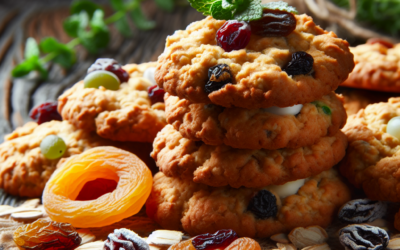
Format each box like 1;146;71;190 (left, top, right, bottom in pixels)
13;218;81;250
40;135;67;160
88;58;129;83
288;226;328;249
43;146;153;228
148;85;165;104
216;21;251;52
367;38;394;48
84;70;120;90
247;190;278;219
169;239;196;250
104;228;150;250
205;64;233;94
339;225;389;250
387;117;400;140
191;229;238;250
225;237;261;250
338;199;387;224
147;230;183;246
29;101;62;125
282;52;314;76
75;178;118;201
250;9;296;37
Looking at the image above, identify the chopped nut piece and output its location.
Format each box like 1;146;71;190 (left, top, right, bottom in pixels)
302;243;331;250
75;241;104;250
288;226;328;249
387;238;400;250
276;243;296;250
147;230;184;246
77;229;96;244
11;211;43;221
271;233;290;243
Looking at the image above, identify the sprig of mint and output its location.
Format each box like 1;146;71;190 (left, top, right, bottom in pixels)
12;0;180;79
187;0;297;21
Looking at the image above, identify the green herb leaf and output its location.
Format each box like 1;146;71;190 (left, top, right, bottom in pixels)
71;0;101;18
187;0;219;15
322;106;332;115
110;0;126;11
211;1;234;20
154;0;175;12
12;56;47;79
40;38;76;68
63;11;89;38
262;1;298;14
25;37;40;59
115;15;132;37
221;0;236;10
130;6;156;30
78;9;110;54
234;0;263;21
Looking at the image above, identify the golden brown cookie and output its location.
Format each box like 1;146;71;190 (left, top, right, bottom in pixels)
341;41;400;92
339;97;400;202
58;63;167;142
165;92;347;150
0;121;105;197
151;125;347;188
146;169;350;238
156;16;354;109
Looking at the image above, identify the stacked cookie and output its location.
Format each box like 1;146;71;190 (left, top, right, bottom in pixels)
146;12;355;238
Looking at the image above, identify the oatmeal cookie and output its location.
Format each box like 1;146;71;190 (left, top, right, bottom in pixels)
146;169;350;238
0;121;106;197
340;97;400;202
165;92;346;150
341;42;400;92
58;62;167;142
151;125;347;188
156;16;354;109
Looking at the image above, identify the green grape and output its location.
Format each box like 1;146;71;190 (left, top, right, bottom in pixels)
40;135;67;160
387;117;400;140
84;70;120;90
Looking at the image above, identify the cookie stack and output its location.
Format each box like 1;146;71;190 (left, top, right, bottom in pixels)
146;13;355;238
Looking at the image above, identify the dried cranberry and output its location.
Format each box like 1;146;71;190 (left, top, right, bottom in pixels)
191;229;238;250
205;64;233;94
367;38;394;48
216;21;251;52
282;51;314;76
247;190;278;219
250;9;296;37
88;58;129;83
148;85;165;104
29;101;62;125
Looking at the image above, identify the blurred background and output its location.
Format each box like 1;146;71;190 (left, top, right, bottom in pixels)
0;0;399;143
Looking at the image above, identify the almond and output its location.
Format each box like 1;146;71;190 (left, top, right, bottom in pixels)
302;243;331;250
288;226;328;249
271;233;290;243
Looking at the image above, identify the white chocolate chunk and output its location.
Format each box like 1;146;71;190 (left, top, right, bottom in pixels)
263;104;303;116
267;179;306;199
143;67;157;86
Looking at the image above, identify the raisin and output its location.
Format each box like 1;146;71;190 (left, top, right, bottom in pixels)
247;190;277;219
339;225;389;250
104;228;150;250
338;199;387;224
13;218;81;250
88;58;129;83
216;20;251;52
29;101;62;125
191;229;238;250
148;85;165;104
249;9;296;37
205;64;233;94
282;52;314;76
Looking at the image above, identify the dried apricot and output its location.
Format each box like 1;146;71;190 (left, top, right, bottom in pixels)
43;146;153;228
169;239;196;250
225;238;261;250
13;218;81;250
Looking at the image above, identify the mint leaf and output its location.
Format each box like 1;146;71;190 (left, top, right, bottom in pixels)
221;0;236;10
25;37;40;59
110;0;126;11
262;1;298;14
130;6;156;30
211;1;234;20
234;0;262;21
154;0;175;12
187;0;219;15
115;16;132;37
63;11;89;38
71;0;101;18
40;38;76;68
12;56;47;79
78;9;110;54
